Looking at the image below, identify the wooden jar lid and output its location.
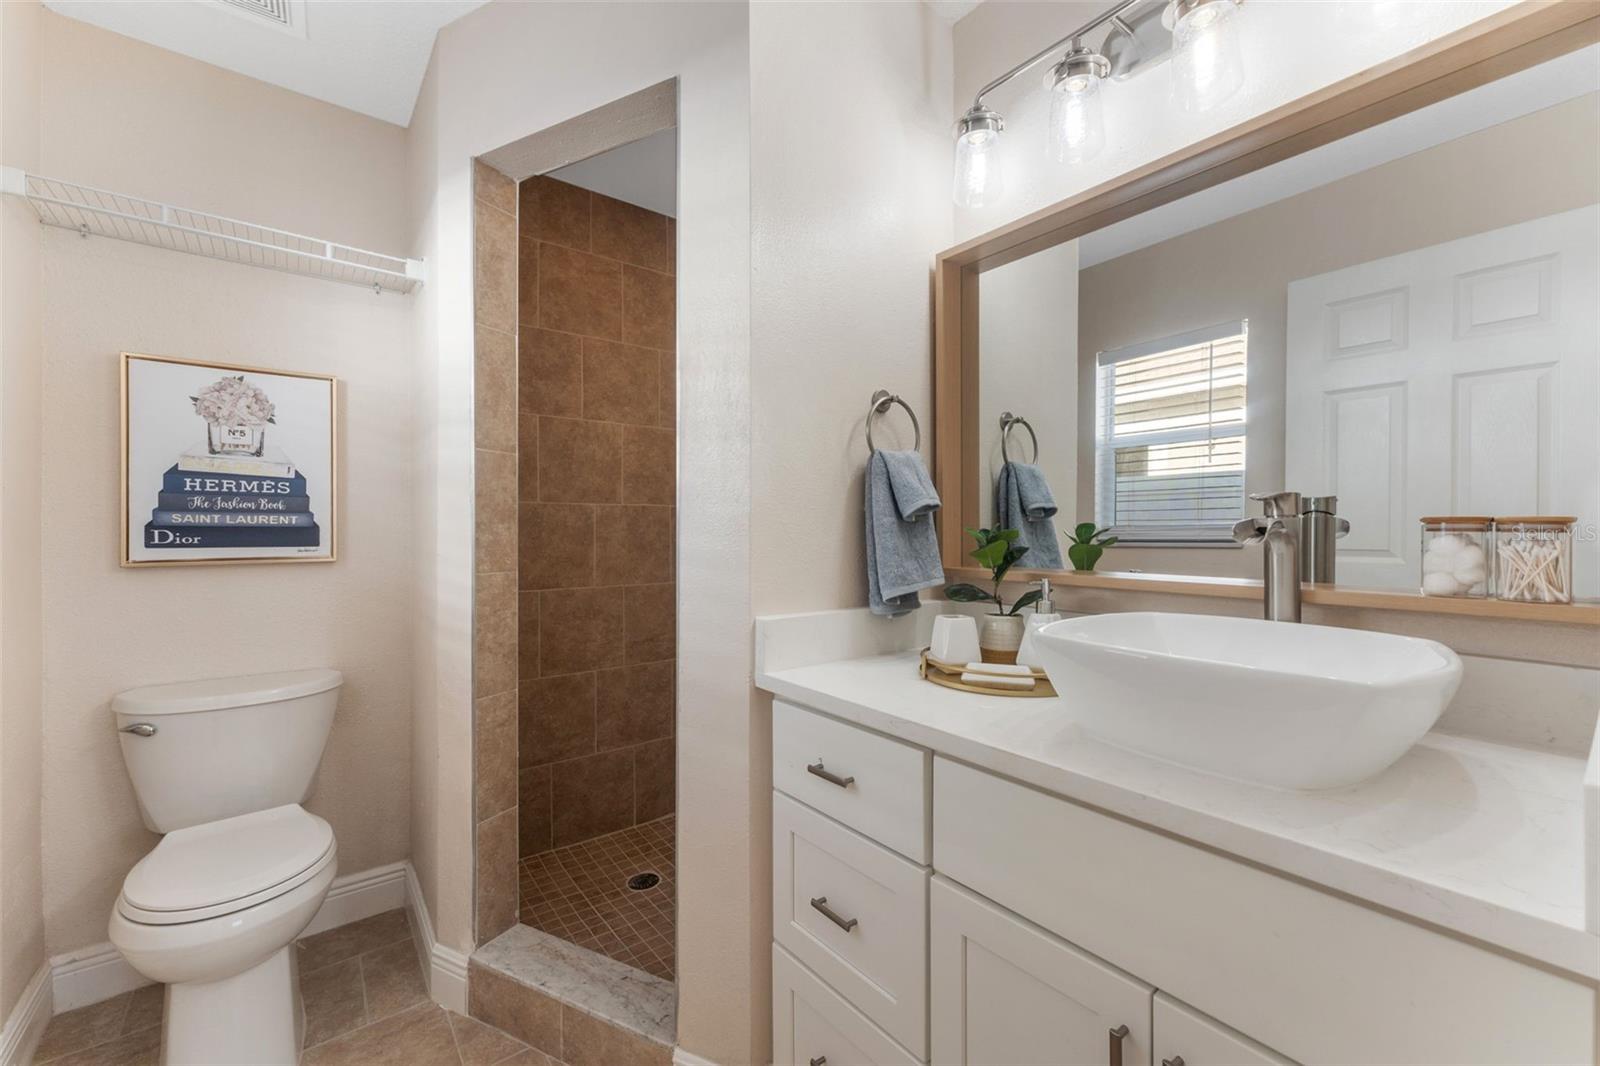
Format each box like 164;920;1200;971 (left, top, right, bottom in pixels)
1419;516;1492;529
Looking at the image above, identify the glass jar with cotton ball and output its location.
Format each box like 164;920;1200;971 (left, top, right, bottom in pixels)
1419;518;1493;599
1047;42;1109;165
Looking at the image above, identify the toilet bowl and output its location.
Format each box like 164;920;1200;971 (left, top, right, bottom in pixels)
108;806;337;1063
107;669;342;1065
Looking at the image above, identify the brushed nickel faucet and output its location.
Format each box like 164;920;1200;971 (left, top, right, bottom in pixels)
1233;491;1303;622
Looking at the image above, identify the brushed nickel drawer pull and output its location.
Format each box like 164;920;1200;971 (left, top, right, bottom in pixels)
1162;1057;1185;1066
1109;1025;1130;1066
809;896;858;932
806;761;855;789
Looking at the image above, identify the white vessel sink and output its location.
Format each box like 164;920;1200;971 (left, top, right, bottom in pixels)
1032;612;1463;790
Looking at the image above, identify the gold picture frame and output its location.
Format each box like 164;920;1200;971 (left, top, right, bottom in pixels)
120;352;338;567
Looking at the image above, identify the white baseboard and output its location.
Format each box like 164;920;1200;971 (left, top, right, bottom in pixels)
49;943;146;1014
0;963;52;1066
298;860;408;939
50;859;413;1013
672;1047;720;1066
403;862;468;1014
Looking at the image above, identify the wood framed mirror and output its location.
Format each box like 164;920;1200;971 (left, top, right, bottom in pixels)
932;1;1600;624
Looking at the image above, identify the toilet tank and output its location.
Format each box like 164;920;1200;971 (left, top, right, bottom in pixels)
112;668;342;833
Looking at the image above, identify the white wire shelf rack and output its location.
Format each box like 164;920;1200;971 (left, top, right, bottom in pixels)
1;167;424;294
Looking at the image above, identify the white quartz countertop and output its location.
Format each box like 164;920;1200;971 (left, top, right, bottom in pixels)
756;647;1599;980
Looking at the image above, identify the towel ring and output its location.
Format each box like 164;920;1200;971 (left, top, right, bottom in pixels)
867;390;921;453
1000;412;1038;464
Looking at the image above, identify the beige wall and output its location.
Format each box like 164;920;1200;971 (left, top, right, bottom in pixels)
35;13;414;957
0;0;47;1021
748;6;953;1058
404;44;451;975
1076;94;1600;578
407;3;752;1060
750;1;954;615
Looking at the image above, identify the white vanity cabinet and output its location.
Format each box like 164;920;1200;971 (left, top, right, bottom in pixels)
770;699;1597;1066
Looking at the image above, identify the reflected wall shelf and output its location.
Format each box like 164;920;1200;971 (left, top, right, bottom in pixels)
0;167;424;294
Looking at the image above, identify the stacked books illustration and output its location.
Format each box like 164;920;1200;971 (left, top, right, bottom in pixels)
143;375;321;550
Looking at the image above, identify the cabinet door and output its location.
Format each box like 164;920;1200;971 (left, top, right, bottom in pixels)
931;876;1152;1066
1152;993;1295;1066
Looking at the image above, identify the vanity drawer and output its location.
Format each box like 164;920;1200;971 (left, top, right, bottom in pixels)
1153;993;1294;1066
774;945;921;1066
932;756;1595;1065
774;791;928;1057
773;700;930;862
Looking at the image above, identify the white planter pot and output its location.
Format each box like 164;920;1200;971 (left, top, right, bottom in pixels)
978;614;1025;664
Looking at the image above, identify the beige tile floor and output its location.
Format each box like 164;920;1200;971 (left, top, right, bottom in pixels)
32;909;548;1066
518;816;675;980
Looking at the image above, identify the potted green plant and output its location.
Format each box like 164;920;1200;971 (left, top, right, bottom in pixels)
945;527;1044;663
1065;522;1117;572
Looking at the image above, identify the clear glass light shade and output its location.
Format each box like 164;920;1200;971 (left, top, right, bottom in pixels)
1049;74;1106;164
1171;0;1245;114
953;127;1003;208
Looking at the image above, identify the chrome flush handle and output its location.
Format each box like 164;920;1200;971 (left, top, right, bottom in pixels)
119;722;158;737
809;1058;827;1066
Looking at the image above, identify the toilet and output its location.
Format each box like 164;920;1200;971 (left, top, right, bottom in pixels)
107;669;343;1066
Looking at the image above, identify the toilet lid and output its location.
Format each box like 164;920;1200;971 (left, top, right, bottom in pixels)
121;804;334;919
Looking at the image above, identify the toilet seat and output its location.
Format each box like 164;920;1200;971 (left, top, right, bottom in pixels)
118;804;335;926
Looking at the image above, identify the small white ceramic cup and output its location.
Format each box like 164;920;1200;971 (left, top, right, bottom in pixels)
930;614;981;665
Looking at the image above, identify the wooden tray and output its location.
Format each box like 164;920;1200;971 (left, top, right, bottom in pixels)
919;649;1057;698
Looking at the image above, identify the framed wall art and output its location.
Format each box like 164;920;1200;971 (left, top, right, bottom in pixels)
120;352;337;567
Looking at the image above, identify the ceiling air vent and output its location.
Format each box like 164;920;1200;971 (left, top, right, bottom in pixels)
212;0;308;38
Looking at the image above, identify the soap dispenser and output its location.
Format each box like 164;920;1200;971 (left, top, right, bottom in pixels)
1015;578;1062;669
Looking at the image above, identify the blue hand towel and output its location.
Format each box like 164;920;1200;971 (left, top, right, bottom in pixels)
995;461;1064;569
865;450;945;617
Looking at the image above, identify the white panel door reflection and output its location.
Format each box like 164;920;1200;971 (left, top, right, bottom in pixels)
1286;205;1598;595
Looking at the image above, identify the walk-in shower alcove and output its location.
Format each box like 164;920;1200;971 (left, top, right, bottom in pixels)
467;80;679;1065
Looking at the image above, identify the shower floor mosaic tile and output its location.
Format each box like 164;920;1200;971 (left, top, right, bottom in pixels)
518;815;675;981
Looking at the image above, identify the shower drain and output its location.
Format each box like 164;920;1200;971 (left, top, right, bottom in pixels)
627;871;662;891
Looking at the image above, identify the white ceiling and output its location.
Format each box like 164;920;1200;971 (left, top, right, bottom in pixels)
42;0;487;126
1080;43;1600;268
547;128;678;219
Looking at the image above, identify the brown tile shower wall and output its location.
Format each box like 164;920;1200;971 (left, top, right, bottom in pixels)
473;160;521;945
516;176;676;857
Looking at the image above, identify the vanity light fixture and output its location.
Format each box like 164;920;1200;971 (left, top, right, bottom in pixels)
951;0;1247;207
1048;41;1110;164
1167;0;1246;113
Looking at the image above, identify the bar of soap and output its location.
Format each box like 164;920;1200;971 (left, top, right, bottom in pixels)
962;661;1033;676
959;671;1036;690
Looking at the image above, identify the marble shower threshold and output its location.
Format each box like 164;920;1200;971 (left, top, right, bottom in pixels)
469;924;675;1066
